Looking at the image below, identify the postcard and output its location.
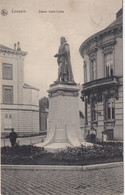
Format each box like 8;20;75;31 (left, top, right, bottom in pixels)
0;0;123;194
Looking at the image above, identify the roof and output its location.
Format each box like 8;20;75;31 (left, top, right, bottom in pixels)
23;83;40;91
0;44;28;56
0;44;13;50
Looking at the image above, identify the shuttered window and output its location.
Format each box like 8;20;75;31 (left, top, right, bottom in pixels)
3;86;13;104
2;63;13;80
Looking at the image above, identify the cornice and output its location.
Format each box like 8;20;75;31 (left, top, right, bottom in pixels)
0;48;28;56
99;39;116;54
80;23;122;58
48;90;79;98
86;48;98;58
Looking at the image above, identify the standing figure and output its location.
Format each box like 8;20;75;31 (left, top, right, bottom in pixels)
102;130;107;142
9;128;17;147
54;37;74;83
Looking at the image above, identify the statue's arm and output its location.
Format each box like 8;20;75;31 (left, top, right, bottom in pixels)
54;51;67;58
54;44;69;57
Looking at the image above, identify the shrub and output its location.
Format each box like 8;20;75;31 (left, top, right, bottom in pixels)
1;145;47;164
1;142;123;165
53;142;123;162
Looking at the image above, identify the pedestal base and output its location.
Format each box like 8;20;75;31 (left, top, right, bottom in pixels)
35;83;92;151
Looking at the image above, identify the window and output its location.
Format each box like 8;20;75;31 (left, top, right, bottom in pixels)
90;59;96;81
104;53;113;77
9;114;12;119
3;86;13;104
105;98;115;120
91;99;97;121
85;100;88;123
2;63;13;80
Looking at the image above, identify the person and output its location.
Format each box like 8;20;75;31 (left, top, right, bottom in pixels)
54;37;74;83
9;128;17;147
91;133;96;143
90;127;97;142
102;130;107;142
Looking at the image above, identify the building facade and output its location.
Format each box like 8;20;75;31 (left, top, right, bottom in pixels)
0;43;39;138
79;9;123;141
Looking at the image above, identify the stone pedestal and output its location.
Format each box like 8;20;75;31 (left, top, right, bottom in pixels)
36;83;91;151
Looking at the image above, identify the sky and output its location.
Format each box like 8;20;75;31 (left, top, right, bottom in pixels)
0;0;122;97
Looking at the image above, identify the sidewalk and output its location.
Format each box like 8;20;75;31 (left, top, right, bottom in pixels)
1;162;123;195
2;161;123;171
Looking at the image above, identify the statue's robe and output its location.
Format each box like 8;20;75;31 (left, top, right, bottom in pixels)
58;41;74;82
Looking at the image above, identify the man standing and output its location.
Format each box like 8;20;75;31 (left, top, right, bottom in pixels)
54;37;74;83
9;128;17;147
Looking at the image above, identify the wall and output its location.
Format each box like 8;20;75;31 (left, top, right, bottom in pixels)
23;88;32;105
32;89;39;106
115;38;123;76
114;86;123;140
1;107;39;137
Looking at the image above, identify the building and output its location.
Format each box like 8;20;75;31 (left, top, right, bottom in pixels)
39;97;49;134
0;42;39;138
79;9;123;141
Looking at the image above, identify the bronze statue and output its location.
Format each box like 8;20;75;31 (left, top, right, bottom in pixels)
54;37;74;83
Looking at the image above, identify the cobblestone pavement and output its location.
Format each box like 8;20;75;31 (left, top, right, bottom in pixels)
1;165;123;195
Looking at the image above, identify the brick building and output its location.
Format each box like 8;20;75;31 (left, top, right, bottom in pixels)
0;43;39;138
79;9;123;141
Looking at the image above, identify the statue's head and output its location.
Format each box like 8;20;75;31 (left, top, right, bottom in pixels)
60;36;66;44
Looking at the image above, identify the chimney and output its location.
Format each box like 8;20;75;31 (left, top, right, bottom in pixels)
14;43;16;50
17;42;21;51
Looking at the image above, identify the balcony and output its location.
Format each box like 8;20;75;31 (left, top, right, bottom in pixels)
81;76;122;103
82;76;120;94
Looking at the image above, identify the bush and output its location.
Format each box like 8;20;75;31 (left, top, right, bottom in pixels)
1;142;123;165
53;142;123;162
1;145;47;164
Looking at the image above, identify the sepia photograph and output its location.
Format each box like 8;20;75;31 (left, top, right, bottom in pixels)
0;0;123;194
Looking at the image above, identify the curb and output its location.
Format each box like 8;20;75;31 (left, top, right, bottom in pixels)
1;162;123;171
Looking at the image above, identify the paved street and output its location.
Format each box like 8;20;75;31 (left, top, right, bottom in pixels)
1;164;123;195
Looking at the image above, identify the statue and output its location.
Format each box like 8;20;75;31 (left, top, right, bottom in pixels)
54;37;75;83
